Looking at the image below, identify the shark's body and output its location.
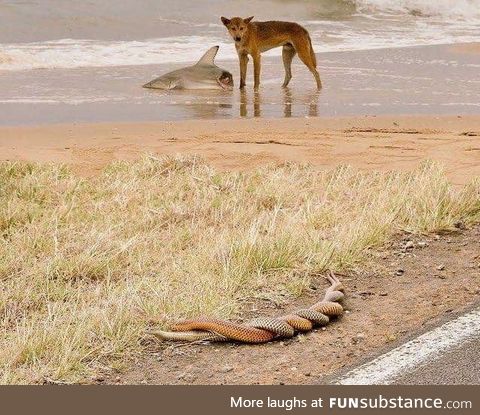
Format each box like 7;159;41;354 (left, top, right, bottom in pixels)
143;46;233;90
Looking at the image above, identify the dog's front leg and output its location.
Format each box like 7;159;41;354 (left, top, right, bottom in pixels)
239;53;248;89
253;53;261;91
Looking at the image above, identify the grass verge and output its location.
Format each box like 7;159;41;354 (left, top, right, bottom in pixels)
1;156;479;383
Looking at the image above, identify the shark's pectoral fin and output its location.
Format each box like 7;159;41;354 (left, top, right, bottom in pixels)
143;78;180;90
195;46;219;66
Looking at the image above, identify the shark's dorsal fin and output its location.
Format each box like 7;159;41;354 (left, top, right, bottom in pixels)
195;46;219;66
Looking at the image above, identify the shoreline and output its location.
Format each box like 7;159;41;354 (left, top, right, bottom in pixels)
1;42;479;125
1;115;479;185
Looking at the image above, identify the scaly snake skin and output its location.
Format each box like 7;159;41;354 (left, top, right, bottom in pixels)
152;273;344;343
152;272;344;343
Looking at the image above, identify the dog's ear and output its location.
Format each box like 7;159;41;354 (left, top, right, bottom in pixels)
221;16;231;26
244;16;254;24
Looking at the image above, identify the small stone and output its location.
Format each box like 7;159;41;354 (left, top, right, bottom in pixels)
177;373;196;382
417;241;428;248
405;241;414;249
305;372;311;377
221;365;234;373
356;332;366;339
437;264;445;271
454;221;466;229
395;268;405;276
379;292;388;296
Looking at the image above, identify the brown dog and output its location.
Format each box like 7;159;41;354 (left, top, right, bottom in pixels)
221;16;321;90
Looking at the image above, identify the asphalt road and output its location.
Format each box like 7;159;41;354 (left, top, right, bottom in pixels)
332;306;480;385
392;336;480;385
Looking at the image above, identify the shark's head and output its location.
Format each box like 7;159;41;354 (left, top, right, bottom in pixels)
221;16;254;44
217;70;234;90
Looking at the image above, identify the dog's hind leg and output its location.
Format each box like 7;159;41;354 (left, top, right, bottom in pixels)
282;44;296;88
294;38;322;89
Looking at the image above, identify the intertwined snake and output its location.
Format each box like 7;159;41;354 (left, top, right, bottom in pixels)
152;272;344;343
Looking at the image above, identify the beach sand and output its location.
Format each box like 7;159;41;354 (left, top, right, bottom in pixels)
1;114;479;185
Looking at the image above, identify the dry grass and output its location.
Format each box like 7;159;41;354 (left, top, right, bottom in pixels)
0;155;479;384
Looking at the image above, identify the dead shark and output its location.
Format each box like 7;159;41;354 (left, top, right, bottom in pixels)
143;46;233;90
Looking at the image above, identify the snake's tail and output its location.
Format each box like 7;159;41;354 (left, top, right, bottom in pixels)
150;329;227;342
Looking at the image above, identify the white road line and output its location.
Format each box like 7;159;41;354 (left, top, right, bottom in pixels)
335;307;480;385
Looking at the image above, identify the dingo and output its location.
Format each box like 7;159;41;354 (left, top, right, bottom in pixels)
221;16;321;90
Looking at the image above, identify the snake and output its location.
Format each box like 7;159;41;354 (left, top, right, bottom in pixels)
152;272;345;343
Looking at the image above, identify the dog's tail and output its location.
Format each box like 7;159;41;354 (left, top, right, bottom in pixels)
308;34;317;68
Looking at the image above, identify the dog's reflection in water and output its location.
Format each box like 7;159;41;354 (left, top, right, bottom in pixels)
240;87;320;118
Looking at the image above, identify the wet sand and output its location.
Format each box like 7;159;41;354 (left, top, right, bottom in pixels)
1;43;479;125
1;115;479;185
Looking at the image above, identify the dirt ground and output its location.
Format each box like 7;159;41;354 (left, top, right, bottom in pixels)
108;225;480;385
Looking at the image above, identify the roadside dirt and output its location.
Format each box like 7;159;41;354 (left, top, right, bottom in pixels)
111;225;480;385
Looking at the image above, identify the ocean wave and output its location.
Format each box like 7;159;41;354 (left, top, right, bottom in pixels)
0;37;235;71
1;0;480;72
1;28;480;72
352;0;480;18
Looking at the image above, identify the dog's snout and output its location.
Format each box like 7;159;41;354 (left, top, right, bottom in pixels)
235;37;241;42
